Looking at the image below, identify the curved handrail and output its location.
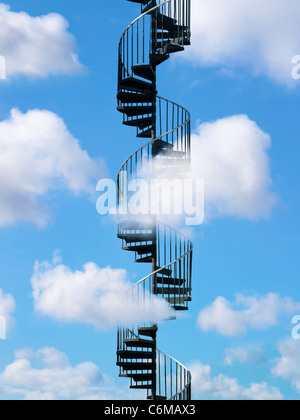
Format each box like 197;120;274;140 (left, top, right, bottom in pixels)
119;327;192;400
117;96;191;182
119;1;171;47
132;240;192;289
118;1;171;79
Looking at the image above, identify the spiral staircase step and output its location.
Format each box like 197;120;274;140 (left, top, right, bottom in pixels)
138;326;158;338
123;244;154;254
117;361;155;370
127;0;148;3
153;139;174;150
119;218;154;230
119;77;155;93
135;255;153;263
171;305;189;311
130;384;153;390
157;43;185;55
117;105;153;117
147;395;167;401
123;116;153;129
167;296;192;305
122;373;154;382
118;232;155;243
153;149;186;158
156;267;172;276
141;0;157;13
154;286;189;295
156;276;185;286
127;0;148;4
117;91;155;104
117;350;155;359
132;64;155;82
137;127;153;138
124;338;156;349
150;53;170;67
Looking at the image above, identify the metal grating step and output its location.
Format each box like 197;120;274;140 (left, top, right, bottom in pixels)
135;255;153;263
150;53;170;67
123;116;153;130
117;91;155;104
167;296;192;305
117;350;155;360
117;105;153;117
117;361;155;371
132;64;155;82
118;232;155;243
138;326;158;338
130;384;152;390
123;244;154;255
156;276;185;286
119;77;155;93
124;338;155;349
154;287;189;296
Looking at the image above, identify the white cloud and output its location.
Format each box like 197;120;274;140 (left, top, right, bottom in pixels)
114;115;276;225
190;361;283;400
272;339;300;394
192;115;277;220
0;288;15;336
197;293;300;337
0;3;84;78
0;108;105;227
224;346;267;367
31;257;173;329
0;347;139;400
187;0;300;86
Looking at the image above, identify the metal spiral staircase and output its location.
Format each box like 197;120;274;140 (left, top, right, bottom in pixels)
116;0;192;400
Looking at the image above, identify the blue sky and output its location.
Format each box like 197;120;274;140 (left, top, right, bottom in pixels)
0;0;300;400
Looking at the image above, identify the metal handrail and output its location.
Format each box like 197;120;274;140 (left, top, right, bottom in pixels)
132;247;192;289
118;1;171;78
118;327;192;400
117;96;190;174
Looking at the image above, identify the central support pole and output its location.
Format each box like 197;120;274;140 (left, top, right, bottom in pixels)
150;5;158;401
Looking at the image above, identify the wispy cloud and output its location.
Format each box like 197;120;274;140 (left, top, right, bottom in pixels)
189;361;283;400
197;293;300;337
224;346;267;367
0;347;143;400
272;338;300;395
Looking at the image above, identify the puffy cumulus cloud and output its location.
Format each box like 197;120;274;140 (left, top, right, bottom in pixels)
114;115;276;226
272;339;300;394
0;347;139;400
0;108;105;227
224;346;267;367
0;288;15;337
197;293;300;337
31;257;173;329
189;361;283;400
192;115;277;221
187;0;300;86
0;3;84;78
